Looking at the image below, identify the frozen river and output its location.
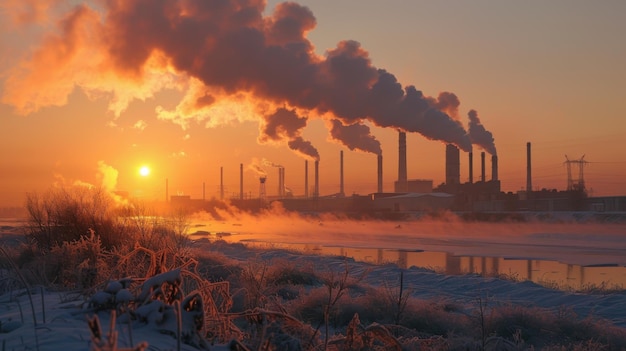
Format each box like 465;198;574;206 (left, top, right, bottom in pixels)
189;212;626;291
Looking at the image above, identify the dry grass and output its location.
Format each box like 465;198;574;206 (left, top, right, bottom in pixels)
4;191;626;350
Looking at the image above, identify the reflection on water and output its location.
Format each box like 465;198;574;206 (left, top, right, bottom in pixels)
240;241;626;292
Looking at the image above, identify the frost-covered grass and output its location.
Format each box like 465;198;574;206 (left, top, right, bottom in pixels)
3;232;626;350
2;189;626;350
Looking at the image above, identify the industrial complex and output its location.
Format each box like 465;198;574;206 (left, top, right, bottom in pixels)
170;132;626;216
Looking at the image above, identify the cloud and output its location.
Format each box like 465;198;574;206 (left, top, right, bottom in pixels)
1;5;184;116
2;0;478;152
133;120;147;131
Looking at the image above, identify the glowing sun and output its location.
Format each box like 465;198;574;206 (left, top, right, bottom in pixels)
139;166;151;177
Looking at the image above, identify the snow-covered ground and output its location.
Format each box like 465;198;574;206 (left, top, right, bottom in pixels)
1;213;626;350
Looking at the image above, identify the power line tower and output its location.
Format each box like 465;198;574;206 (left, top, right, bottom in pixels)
565;155;588;192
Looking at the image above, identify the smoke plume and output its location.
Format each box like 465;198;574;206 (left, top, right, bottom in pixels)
329;119;382;155
262;158;283;168
248;158;267;176
467;110;497;155
260;108;307;141
259;107;319;160
429;92;461;119
1;0;475;151
288;136;320;161
96;161;119;192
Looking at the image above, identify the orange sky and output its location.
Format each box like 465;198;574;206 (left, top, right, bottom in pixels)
1;0;625;207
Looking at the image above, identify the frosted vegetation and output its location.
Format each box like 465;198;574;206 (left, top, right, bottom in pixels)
1;186;626;350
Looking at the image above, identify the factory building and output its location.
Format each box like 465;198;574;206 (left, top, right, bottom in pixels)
164;137;625;216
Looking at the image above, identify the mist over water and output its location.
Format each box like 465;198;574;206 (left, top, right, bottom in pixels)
187;206;626;290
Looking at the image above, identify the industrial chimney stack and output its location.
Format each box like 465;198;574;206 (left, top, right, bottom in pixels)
468;152;474;184
314;160;319;197
377;154;383;193
445;144;460;185
481;152;486;182
339;150;345;197
304;160;309;198
491;155;498;181
277;168;281;197
396;131;408;192
526;142;532;193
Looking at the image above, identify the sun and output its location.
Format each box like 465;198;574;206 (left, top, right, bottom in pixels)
139;166;151;177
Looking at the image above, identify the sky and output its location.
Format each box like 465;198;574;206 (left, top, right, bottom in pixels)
1;0;625;206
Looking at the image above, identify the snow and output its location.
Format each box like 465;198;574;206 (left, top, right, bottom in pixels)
1;214;626;349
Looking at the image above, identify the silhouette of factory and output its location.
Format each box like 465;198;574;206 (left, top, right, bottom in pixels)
170;132;626;216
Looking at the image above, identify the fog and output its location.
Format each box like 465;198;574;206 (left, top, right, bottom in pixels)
190;205;626;267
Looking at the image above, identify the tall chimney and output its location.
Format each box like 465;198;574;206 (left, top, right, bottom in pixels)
491;155;498;181
339;150;345;196
481;152;486;182
526;142;532;193
314;160;319;197
220;166;224;200
282;167;285;196
397;131;407;192
165;178;169;202
239;163;243;200
469;152;474;184
445;144;460;185
377;154;383;193
277;167;282;197
203;182;205;201
304;160;309;198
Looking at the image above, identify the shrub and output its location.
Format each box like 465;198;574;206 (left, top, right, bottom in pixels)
25;187;123;250
267;260;320;286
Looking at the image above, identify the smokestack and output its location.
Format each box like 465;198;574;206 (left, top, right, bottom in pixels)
481;152;486;182
165;178;169;202
491;155;498;181
203;182;205;201
314;160;319;197
282;167;285;196
469;152;474;184
239;163;243;200
526;142;532;193
340;150;344;196
377;154;383;193
277;167;282;197
220;167;224;200
445;144;460;185
304;160;309;198
398;131;407;189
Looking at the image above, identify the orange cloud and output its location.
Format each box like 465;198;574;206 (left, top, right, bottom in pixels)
2;0;475;153
1;5;184;117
